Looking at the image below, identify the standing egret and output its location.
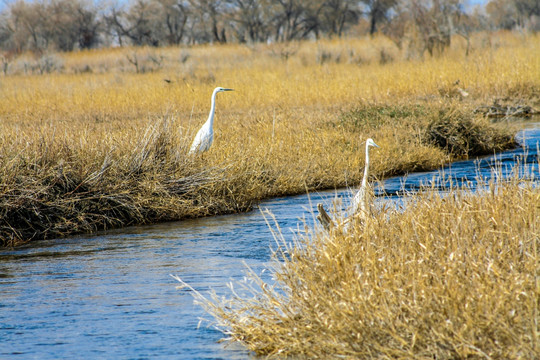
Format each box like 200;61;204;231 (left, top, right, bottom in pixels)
189;87;234;154
350;138;380;216
317;138;380;229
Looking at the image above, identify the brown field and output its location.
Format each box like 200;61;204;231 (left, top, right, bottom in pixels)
0;31;538;246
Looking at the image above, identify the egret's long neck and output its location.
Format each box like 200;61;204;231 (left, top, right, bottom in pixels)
207;90;218;127
361;144;370;188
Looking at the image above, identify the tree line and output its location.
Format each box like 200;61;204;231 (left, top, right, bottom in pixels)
0;0;538;53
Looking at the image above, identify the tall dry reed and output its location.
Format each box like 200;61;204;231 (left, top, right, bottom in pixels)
179;176;539;358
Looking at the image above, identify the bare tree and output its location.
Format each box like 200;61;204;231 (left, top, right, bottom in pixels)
3;0;536;52
157;0;190;45
359;0;398;35
4;1;47;51
226;0;268;43
320;0;361;37
486;0;540;30
75;2;102;49
382;0;469;57
486;0;518;29
188;0;228;43
0;0;100;52
45;0;100;51
404;0;466;56
105;0;163;46
263;0;326;41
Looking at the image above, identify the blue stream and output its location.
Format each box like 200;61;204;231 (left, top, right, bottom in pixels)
1;122;538;359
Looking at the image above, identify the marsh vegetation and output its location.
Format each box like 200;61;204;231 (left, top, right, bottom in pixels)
0;22;538;359
186;175;539;358
0;32;537;246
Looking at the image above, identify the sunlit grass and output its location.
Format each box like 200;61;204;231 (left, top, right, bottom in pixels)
0;31;537;245
1;33;538;122
179;176;539;358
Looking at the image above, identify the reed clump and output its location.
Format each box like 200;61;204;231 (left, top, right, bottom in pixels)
424;107;517;156
0;118;230;245
190;178;539;358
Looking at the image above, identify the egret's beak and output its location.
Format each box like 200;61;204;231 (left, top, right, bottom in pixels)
223;88;234;91
366;140;380;148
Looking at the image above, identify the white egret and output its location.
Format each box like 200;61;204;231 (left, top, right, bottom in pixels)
350;138;380;216
189;87;234;154
316;138;380;229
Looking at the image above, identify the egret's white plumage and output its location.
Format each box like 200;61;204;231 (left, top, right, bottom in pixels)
189;87;234;154
350;138;379;215
316;138;379;230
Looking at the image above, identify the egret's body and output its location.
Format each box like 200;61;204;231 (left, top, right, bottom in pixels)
189;87;234;154
350;138;379;216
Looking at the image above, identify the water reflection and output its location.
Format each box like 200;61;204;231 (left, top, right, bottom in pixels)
1;122;538;359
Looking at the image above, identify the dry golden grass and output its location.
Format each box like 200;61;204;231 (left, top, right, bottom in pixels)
0;31;537;245
2;32;539;123
181;177;539;358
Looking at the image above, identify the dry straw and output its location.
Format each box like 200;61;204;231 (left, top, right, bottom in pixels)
175;173;539;359
0;32;537;245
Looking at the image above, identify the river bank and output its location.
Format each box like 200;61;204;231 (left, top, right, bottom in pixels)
2;123;538;360
0;102;518;247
